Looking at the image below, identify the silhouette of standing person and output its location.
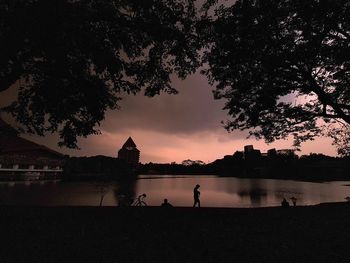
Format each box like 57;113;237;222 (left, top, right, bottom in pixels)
193;184;201;207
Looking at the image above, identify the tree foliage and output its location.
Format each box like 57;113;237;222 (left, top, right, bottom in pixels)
327;123;350;156
2;0;350;156
201;0;350;155
0;0;199;147
181;159;205;166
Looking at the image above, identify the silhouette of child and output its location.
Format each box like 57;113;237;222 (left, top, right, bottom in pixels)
290;197;297;206
193;184;201;207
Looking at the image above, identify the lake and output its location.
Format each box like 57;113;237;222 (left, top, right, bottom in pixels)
1;175;350;207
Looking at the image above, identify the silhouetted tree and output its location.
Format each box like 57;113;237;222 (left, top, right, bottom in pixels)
0;0;199;148
95;181;111;207
327;123;350;156
181;159;205;166
200;0;350;155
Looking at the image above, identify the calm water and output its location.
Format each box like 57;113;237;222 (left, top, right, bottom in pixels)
1;175;350;207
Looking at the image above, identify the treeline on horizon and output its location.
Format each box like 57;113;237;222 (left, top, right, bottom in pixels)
209;153;350;181
63;153;350;182
139;154;350;181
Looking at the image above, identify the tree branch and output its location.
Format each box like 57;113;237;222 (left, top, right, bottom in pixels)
307;76;350;124
314;113;343;118
338;104;350;110
336;27;350;40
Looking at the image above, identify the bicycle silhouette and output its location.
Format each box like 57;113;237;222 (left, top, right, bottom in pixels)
132;193;147;206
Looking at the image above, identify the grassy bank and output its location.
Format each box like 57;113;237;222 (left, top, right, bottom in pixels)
1;204;350;262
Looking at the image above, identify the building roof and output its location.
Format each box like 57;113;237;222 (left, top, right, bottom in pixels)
0;117;64;158
122;137;137;148
0;117;19;136
0;135;64;158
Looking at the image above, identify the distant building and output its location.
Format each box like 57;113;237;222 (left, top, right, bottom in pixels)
117;137;140;166
244;145;254;153
0;118;65;180
233;151;244;160
243;145;261;161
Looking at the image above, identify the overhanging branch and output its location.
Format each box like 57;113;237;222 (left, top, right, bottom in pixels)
307;76;350;124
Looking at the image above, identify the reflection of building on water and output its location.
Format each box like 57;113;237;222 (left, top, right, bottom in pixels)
238;188;268;206
113;179;137;207
0;118;65;181
117;137;140;167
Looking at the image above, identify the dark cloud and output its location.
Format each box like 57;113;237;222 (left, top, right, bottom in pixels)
101;73;231;135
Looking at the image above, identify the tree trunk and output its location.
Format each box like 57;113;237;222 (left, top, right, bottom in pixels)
99;195;105;207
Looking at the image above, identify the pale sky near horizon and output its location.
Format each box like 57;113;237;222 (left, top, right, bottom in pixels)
0;71;337;163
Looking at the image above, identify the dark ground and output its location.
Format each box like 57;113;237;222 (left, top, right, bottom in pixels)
1;204;350;263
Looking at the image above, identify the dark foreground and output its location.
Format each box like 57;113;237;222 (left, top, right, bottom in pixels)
1;204;350;263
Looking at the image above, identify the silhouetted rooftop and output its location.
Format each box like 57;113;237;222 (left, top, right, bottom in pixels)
0;127;64;158
0;117;19;136
122;137;137;148
0;136;64;158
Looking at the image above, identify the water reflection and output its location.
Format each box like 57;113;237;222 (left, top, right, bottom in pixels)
113;180;137;206
238;189;267;207
0;176;349;207
133;176;350;207
236;179;267;206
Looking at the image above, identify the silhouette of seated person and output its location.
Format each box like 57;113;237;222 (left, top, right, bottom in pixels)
281;198;290;207
161;198;173;208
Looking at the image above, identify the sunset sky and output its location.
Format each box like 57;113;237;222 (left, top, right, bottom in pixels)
0;71;337;163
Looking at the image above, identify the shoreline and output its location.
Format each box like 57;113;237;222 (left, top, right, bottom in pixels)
1;203;350;262
0;199;348;208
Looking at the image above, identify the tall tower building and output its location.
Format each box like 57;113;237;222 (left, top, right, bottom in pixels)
244;145;254;153
117;137;140;166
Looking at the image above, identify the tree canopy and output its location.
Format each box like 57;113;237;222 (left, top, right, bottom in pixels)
181;159;205;166
0;0;199;147
1;0;350;155
201;0;350;155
